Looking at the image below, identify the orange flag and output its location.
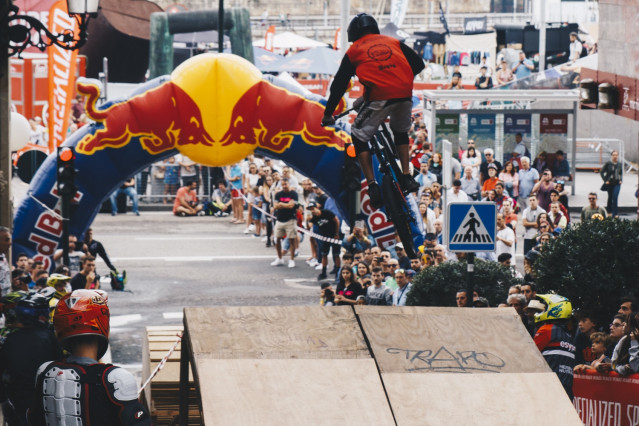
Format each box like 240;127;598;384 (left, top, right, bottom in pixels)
48;0;78;152
264;25;276;52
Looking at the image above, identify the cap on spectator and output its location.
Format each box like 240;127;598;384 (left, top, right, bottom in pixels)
306;202;319;210
569;32;578;37
453;179;461;187
488;163;498;170
425;232;437;241
406;269;416;277
524;299;546;313
419;155;430;164
395;242;404;250
525;249;541;262
473;297;490;307
497;253;512;263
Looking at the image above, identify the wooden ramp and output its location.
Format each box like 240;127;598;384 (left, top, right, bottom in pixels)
355;306;582;425
182;306;394;425
178;306;582;425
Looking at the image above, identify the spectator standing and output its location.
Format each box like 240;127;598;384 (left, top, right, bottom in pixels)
499;161;519;198
517;156;539;210
334;267;364;306
83;228;117;273
548;202;567;232
600;150;623;217
512;51;534;79
307;202;341;280
481;164;499;198
510;133;528;167
532;169;556;211
495;213;515;259
70;255;99;290
495;60;514;86
428;153;443;184
162;157;179;203
415;157;437;189
53;234;84;276
270;178;299;268
460;166;481;200
569;32;583;63
479;148;502;184
228;162;244;224
605;314;639;376
110;177;140;216
549;190;570;225
522;195;546;255
177;154;198;188
418;202;436;235
392;268;412;306
581;192;607;221
0;226;11;296
342;221;372;254
552;150;572;182
173;179;203;217
446;179;469;203
261;175;275;247
366;267;393;305
461;147;481;180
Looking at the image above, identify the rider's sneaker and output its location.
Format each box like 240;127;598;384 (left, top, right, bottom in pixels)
400;174;420;194
368;183;383;210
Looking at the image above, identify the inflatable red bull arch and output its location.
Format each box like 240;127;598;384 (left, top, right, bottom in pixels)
12;53;421;268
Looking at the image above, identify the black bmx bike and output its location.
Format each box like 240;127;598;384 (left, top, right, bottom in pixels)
334;110;418;259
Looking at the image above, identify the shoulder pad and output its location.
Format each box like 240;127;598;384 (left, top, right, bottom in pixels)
106;367;139;402
36;360;55;378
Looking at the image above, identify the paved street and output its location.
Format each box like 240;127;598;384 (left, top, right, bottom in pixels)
90;212;319;378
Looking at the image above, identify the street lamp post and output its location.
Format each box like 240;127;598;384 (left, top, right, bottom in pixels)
1;0;100;240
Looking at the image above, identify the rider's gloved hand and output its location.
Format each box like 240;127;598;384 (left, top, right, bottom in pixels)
321;115;336;127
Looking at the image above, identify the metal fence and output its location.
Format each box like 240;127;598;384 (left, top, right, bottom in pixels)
574;138;626;172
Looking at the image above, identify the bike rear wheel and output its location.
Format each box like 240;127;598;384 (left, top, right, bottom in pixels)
381;174;417;259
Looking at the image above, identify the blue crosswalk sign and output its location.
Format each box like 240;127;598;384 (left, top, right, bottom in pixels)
447;202;497;252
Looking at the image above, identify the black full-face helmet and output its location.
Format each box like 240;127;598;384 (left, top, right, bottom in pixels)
347;13;380;42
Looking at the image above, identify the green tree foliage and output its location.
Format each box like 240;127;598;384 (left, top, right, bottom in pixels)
406;259;522;307
532;218;639;325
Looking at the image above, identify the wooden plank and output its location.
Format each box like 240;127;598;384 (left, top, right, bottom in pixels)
150;360;194;384
146;325;184;332
150;350;181;361
195;358;395;426
149;341;180;351
147;335;182;342
355;306;549;374
382;372;582;425
184;306;369;359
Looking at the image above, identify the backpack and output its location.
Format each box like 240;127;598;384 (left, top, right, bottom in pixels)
580;44;588;58
110;270;126;291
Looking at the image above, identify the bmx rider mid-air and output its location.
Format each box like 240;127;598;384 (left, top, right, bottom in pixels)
321;13;425;209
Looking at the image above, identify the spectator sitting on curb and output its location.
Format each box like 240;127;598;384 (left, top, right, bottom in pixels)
173;179;204;217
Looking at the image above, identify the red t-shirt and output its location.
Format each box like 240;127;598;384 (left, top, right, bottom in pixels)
173;187;197;214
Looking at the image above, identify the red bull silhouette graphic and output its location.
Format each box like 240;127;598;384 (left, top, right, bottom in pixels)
220;81;350;154
76;80;214;156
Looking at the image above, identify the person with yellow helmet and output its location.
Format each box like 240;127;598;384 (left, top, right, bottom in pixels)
46;273;71;321
532;293;576;400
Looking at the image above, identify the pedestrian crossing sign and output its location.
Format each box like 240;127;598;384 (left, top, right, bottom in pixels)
447;202;497;252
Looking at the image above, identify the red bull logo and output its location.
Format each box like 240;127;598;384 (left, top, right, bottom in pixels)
220;80;350;154
76;80;214;156
74;54;351;166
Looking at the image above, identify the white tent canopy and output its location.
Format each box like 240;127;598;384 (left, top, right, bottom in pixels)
252;31;328;50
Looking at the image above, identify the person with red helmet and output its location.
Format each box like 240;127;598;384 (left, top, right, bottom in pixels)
322;13;425;209
29;290;150;425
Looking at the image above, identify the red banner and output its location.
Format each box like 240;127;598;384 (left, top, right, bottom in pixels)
47;0;78;151
539;113;568;134
573;371;639;426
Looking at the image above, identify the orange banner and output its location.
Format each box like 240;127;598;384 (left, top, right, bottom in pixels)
334;28;340;50
264;25;275;52
48;0;78;152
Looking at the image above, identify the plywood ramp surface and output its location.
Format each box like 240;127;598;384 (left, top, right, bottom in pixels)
184;306;369;359
355;306;549;374
196;358;395;426
383;372;582;425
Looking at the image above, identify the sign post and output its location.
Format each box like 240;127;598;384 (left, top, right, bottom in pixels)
447;202;497;307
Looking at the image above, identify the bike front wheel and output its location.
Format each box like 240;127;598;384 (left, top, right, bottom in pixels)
381;174;417;259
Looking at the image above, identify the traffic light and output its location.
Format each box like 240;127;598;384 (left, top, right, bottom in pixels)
57;147;76;198
342;143;361;191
